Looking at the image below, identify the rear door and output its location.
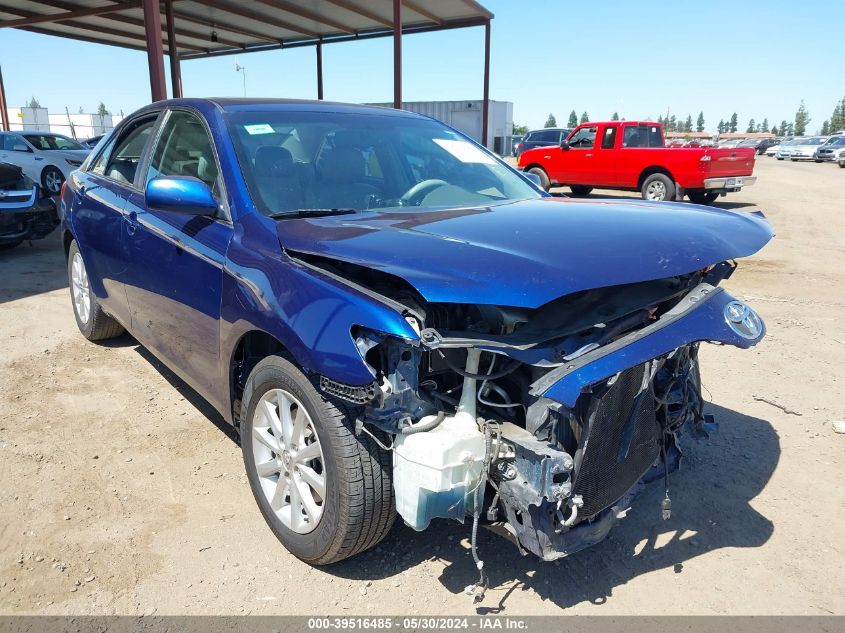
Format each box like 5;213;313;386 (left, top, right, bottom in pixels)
70;113;160;326
124;108;232;398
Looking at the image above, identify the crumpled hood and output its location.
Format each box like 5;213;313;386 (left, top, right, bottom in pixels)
277;197;773;308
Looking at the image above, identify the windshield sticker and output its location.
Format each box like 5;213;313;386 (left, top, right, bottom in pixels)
433;138;495;164
244;123;275;135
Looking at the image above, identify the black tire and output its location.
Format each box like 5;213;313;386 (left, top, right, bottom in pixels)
527;167;550;192
641;173;675;201
839;162;845;169
67;240;124;341
790;158;798;162
41;165;65;195
687;191;719;205
240;355;395;565
814;160;823;163
569;185;593;197
0;240;23;251
776;157;784;161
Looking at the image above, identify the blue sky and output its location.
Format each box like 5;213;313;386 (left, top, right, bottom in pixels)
1;0;841;132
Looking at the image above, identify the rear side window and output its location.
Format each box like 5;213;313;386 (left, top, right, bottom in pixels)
147;110;220;188
100;115;159;185
622;125;662;148
601;127;617;149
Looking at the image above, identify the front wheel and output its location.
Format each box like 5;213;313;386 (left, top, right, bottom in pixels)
240;355;395;565
641;173;675;201
569;185;593;197
41;166;65;195
687;191;719;205
527;167;550;192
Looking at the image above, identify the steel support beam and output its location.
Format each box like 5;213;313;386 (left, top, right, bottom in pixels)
393;0;401;109
481;19;490;147
0;65;9;131
164;0;182;98
141;0;167;101
0;1;139;28
316;40;324;100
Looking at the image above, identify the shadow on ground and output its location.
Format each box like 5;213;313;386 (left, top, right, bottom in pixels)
0;233;67;304
325;403;778;612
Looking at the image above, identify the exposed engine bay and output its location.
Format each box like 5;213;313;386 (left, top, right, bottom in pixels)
292;249;764;597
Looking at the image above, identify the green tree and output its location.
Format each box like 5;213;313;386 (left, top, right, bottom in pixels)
26;97;41;108
785;123;794;136
780;120;789;136
729;112;738;133
770;124;778;136
96;102;110;116
579;111;589;124
760;118;769;133
794;100;810;136
567;110;578;127
746;118;756;133
611;112;620;121
696;111;705;132
820;120;830;135
544;113;557;128
717;120;725;134
513;123;529;135
828;97;844;132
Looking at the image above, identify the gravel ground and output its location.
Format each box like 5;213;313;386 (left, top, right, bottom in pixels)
0;158;843;616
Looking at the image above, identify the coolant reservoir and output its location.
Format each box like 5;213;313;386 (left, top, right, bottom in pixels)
392;412;486;531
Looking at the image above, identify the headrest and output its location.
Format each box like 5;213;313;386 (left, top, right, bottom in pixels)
254;146;294;177
319;147;365;183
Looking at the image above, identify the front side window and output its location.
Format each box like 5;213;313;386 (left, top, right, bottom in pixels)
21;133;83;151
225;111;541;217
102;115;158;185
568;126;597;149
147;110;220;188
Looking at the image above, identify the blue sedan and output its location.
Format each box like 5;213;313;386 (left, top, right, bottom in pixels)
61;99;772;571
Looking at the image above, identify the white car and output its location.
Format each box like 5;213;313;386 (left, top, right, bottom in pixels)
788;136;829;161
765;143;781;156
0;131;90;194
775;139;802;160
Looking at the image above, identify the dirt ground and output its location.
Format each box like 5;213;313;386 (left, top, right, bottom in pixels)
1;158;843;616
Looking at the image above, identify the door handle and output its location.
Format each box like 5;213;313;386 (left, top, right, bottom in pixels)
585;153;593;158
124;210;138;236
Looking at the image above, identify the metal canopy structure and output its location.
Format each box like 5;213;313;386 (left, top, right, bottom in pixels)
0;0;494;143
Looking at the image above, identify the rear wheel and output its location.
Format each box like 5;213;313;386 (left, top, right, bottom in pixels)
240;355;395;565
641;173;675;202
687;191;719;205
67;240;124;341
527;167;550;192
569;185;593;197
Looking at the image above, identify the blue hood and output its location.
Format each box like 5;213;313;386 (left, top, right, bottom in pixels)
276;197;773;308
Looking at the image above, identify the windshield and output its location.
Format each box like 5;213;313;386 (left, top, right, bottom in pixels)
827;137;845;146
22;134;84;150
804;137;825;145
225;110;541;216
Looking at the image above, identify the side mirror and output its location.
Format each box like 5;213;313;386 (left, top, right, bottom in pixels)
145;176;218;215
12;144;31;152
523;171;542;188
559;140;570;151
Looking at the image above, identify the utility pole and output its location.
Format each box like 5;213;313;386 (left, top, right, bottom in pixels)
235;63;247;97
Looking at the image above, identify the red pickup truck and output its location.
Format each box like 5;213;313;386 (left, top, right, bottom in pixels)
516;121;756;204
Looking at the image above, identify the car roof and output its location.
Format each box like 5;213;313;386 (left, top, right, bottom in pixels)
145;97;427;120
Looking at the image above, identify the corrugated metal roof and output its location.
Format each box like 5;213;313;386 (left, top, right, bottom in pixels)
0;0;493;58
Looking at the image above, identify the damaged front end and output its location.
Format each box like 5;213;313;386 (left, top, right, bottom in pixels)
292;248;766;569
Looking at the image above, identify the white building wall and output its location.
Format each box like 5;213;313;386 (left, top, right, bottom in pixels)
47;112;114;139
366;100;514;154
7;107;49;131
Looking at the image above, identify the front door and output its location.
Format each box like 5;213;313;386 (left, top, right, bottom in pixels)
124;109;233;399
548;125;599;185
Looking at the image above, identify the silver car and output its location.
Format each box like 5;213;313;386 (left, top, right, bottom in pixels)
789;136;829;161
775;138;800;160
814;136;845;162
0;131;90;194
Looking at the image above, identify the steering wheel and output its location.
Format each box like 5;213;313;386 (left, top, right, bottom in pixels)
399;179;449;206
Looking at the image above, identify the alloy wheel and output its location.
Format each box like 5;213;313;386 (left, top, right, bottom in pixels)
251;388;326;534
44;168;63;194
71;252;91;325
645;181;666;200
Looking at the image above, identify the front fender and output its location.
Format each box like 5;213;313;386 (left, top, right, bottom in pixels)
531;284;764;406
